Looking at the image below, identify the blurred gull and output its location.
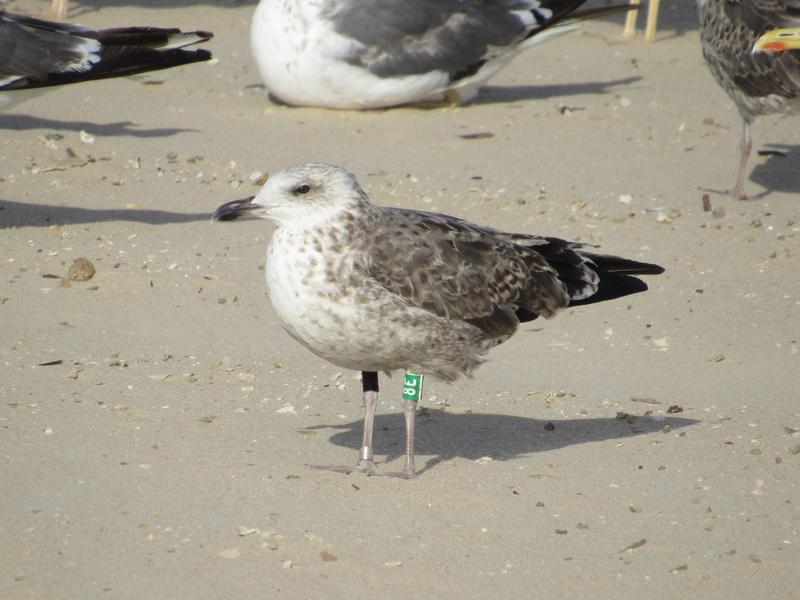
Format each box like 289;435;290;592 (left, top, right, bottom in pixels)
251;0;635;109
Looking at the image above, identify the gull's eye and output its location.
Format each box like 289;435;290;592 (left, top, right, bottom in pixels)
292;184;311;195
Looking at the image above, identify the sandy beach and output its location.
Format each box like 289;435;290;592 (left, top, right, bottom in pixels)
1;1;798;598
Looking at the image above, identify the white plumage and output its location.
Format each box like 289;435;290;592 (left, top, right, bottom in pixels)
250;0;625;109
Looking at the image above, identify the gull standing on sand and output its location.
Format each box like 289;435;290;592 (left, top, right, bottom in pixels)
251;0;634;109
698;0;800;200
0;10;213;110
213;163;664;477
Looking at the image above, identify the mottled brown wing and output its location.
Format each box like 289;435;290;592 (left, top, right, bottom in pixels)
701;0;800;102
364;208;572;338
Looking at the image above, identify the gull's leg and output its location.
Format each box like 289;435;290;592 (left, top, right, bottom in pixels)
308;371;379;474
357;371;379;473
384;397;418;479
621;0;640;39
731;118;752;201
402;398;417;478
51;0;69;19
644;0;660;43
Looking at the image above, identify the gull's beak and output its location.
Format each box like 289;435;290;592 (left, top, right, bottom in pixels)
211;195;263;222
752;27;800;53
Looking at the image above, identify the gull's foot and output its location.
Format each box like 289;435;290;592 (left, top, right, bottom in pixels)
382;469;417;480
381;457;416;479
727;188;751;201
308;458;377;475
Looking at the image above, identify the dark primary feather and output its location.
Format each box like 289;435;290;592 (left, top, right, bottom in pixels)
0;11;212;91
364;207;663;340
328;0;588;80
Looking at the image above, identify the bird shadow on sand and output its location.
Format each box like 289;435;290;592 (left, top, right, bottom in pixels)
307;410;697;476
473;76;643;105
0;114;194;138
0;199;209;228
749;144;800;197
700;144;800;200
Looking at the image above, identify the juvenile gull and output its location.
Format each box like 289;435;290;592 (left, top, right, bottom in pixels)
213;163;664;477
698;0;800;200
0;10;212;111
251;0;635;109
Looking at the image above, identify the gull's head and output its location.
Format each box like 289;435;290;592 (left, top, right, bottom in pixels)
212;162;367;226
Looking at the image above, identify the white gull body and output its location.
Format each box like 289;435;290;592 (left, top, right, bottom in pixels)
250;0;595;109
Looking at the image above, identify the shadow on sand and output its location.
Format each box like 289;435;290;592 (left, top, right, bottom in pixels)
0;199;209;228
307;409;697;476
750;144;800;197
475;75;643;104
0;114;194;138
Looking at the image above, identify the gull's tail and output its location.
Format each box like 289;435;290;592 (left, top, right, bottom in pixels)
569;253;665;307
522;1;640;48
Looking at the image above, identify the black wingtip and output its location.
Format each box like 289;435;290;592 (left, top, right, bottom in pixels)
569;273;652;307
18;46;213;90
585;252;665;276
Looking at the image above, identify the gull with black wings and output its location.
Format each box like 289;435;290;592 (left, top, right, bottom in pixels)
213;163;664;477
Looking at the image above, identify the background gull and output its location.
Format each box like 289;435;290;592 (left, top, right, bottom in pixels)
212;163;665;478
0;10;213;111
698;0;800;200
251;0;635;109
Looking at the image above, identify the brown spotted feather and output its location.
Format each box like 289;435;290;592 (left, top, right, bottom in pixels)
699;0;800;120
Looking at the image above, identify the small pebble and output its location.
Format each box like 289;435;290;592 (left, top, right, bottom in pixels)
671;564;688;573
68;258;95;282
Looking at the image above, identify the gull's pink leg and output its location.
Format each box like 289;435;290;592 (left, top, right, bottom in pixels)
385;397;418;479
401;398;417;478
356;371;379;473
309;371;379;474
731;118;752;201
